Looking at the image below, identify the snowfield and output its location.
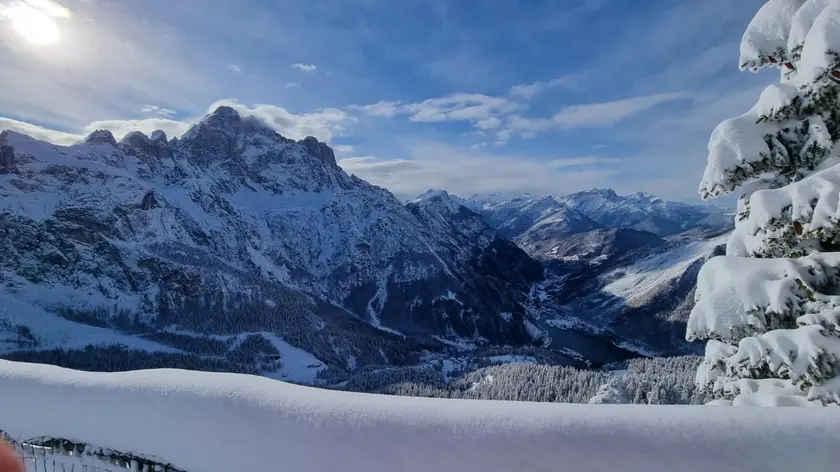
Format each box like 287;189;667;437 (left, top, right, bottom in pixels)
0;361;838;472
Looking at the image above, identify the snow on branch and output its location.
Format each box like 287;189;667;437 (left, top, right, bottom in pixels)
687;253;840;344
740;0;807;72
788;0;836;60
725;378;820;406
807;374;840;403
735;162;840;257
695;340;738;393
727;324;840;387
793;4;840;87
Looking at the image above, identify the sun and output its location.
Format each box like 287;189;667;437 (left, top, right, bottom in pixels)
1;2;64;46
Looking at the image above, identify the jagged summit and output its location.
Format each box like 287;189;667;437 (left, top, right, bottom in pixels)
150;130;167;142
119;130;149;147
84;129;117;146
300;135;337;168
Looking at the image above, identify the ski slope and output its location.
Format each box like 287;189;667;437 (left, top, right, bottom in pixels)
0;361;838;472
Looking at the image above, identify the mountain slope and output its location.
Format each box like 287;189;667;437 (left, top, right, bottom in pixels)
0;107;543;373
538;229;728;355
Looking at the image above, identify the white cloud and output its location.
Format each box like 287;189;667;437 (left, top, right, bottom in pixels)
0;116;81;145
352;90;680;142
227;64;242;74
547;156;619;168
475;117;502;130
353;94;517;128
508;82;545;100
285;82;301;88
497;92;689;141
406;93;516;122
333;144;354;154
338;141;619;199
351;100;403;118
507;74;586;99
140;104;177;118
291;63;317;72
551;92;688;128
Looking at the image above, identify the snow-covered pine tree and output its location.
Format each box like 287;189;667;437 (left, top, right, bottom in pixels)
687;0;840;406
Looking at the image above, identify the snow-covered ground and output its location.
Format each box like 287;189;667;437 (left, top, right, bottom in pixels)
0;361;838;472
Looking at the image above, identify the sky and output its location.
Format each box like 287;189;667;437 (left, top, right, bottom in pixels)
0;0;776;201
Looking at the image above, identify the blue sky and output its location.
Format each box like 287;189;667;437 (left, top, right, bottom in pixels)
0;0;775;201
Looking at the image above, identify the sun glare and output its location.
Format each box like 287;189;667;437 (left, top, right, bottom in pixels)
1;1;70;46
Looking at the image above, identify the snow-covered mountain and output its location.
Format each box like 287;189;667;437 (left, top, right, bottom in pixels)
558;189;730;237
0;107;544;373
474;194;601;240
472;190;729;241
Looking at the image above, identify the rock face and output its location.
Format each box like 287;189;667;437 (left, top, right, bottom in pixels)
0;109;544;371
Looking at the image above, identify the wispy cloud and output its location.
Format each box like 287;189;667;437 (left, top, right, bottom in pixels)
498;92;690;141
552;92;689;128
291;63;317;72
353;91;688;143
350;101;402;118
353;94;517;130
338;141;619;199
285;82;301;88
507;74;585;99
548;156;619;168
141;104;177;118
227;64;242;74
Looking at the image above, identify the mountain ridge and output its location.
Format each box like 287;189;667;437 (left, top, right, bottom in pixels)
0;107;546;375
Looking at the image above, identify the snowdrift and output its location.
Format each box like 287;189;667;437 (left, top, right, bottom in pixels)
0;361;838;472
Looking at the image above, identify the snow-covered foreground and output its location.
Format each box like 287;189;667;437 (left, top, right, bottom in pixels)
0;361;838;472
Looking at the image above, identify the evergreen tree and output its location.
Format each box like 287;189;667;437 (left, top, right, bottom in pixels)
688;0;840;406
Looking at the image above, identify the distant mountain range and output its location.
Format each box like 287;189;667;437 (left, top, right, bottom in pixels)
0;112;733;379
415;189;732;357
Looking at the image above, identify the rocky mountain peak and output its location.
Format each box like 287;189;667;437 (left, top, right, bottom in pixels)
84;129;117;146
119;131;150;149
150;130;168;142
300;136;337;168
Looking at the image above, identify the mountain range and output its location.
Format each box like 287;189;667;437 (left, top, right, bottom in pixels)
0;108;732;380
417;190;731;357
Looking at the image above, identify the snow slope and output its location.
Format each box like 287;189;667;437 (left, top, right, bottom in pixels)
0;361;838;472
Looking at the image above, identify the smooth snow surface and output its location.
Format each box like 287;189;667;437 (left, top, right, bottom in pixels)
1;361;839;472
